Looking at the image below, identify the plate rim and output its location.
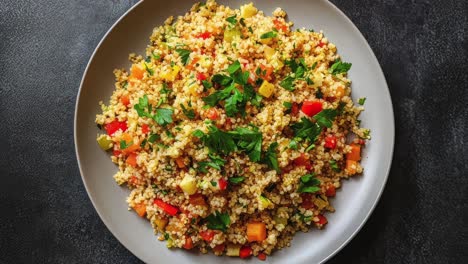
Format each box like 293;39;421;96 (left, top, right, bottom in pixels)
74;0;395;263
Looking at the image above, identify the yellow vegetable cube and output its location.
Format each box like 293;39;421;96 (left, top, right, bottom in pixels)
154;217;168;231
161;65;180;82
313;194;328;210
179;175;197;195
258;80;275;98
264;46;275;60
224;28;241;42
240;3;257;18
226;244;241;256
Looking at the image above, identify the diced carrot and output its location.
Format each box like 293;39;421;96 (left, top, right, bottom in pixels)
130;64;145;80
175;157;186;168
183;236;194;250
346;144;361;161
258;252;267;261
273;19;288;32
189;193;207;206
213;244;225;253
133;202;146;217
126;153;138;167
186;57;200;70
345;160;358;175
247;222;267;242
129;175;139;186
120;95;130;107
120;133;140;155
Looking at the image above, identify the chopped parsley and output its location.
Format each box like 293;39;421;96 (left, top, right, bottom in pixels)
229;126;263;162
180;103;195;119
148;133;160;143
193;126;237;155
280;58;313;91
330;59;352;75
289;139;298;150
298;173;321;193
313;109;338;128
260;31;277;39
175;49;191;65
262;142;280;172
120;140;132;150
198;153;226;173
144;62;154;76
283;101;292;109
358;97;366;105
205;211;230;232
229;176;245;184
134;95;174;126
226;15;237;25
329;160;341;172
292;117;322;143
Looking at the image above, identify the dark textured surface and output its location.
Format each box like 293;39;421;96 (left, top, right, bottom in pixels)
0;0;467;263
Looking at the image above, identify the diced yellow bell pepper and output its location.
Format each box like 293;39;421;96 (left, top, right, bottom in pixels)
154;217;168;231
264;46;275;60
179;175;197;195
161;65;180;82
240;3;257;18
258;80;275;98
97;134;113;151
226;244;241;256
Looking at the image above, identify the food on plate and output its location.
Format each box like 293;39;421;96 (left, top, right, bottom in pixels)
95;0;370;259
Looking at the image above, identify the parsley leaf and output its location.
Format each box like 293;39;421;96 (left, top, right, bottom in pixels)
144;62;154;76
148;133;160;143
263;142;280;172
134;95;174;126
280;76;295;91
313;109;337;128
229;126;263;162
154;108;174;126
175;49;191;65
227;60;241;74
180;103;195;119
283;102;292;109
120;140;132;150
226;15;237;25
229;176;245;184
224;87;244;116
205;211;231;232
292;117;322;143
298;173;321;193
196;126;237;155
358;97;366;105
260;31;277;39
198;153;226;173
330;59;352;75
329;160;341;172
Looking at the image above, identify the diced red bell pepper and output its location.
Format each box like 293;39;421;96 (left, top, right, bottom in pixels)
325;185;336;197
300;194;315;209
317;215;328;225
141;124;150;134
196;31;212;39
324;135;337;149
206;108;219;121
196;72;207;81
318;41;326;48
113;148;121;157
105;120;128;136
273;19;288;32
239;245;252;259
153;199;179;216
213;244;225;253
199;230;215;242
257;252;267;261
293;153;313;171
301;101;323;117
183;236;194;250
291;103;299;117
126;153;138;167
218;178;228;191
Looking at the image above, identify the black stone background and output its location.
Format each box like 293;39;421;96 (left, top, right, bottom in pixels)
1;0;467;263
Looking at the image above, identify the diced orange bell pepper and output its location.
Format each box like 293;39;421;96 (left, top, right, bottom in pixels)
247;222;267;242
345;160;358;175
189;194;207;206
130;64;145;80
346;144;361;161
175;157;186;168
120;95;130;107
126;153;138;167
183;236;194;250
133;202;146;217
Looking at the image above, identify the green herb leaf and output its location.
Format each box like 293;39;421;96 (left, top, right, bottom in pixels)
153;108;174;126
229;176;245;184
292;117;322;143
313;109;338;128
289;139;298;150
144;62;154;76
329;160;341;172
180;103;195;119
226;15;237;25
330;59;352;75
176;49;191;65
198;153;226;173
263;142;280;172
227;60;241;74
239;18;246;27
120;140;132;150
280;75;295;91
148;133;160;143
298;173;321;193
229;126;263;162
202;80;212;89
198;125;237;155
283;102;292;109
260;31;277;39
358;97;366;105
205;211;231;232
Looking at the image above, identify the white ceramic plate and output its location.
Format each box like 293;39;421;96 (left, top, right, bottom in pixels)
75;0;394;263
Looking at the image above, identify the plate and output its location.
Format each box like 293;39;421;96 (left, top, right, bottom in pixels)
74;0;394;263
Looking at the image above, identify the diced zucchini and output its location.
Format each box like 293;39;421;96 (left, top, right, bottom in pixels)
97;134;113;151
240;3;257;18
179;175;197;195
258;80;275;98
224;28;241;42
166;237;174;248
226;244;241;256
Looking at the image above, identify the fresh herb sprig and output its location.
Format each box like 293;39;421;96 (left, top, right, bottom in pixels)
134;95;173;126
